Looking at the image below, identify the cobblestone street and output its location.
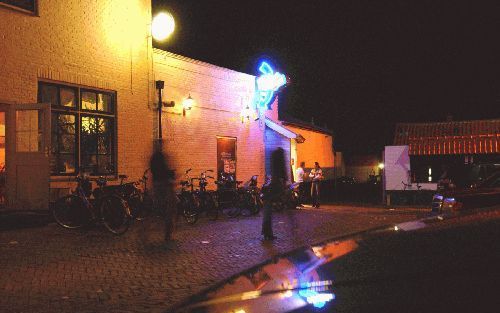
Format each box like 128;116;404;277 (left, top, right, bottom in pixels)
0;205;424;313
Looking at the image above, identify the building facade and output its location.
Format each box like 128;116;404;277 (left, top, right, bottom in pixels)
0;0;154;210
153;49;265;189
0;0;264;210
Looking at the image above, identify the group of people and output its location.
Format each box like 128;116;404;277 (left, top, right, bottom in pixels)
261;148;324;241
149;145;324;244
294;161;323;208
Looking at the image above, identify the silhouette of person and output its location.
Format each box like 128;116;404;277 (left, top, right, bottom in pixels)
150;143;176;242
262;148;287;241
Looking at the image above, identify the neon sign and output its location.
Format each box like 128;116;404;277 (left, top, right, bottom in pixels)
255;61;286;109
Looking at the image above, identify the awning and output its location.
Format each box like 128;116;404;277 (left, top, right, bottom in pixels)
265;118;305;143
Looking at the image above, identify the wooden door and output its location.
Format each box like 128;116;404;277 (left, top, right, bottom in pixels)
6;103;50;210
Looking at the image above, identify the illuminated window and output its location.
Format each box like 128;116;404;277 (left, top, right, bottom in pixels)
38;82;116;175
0;0;37;13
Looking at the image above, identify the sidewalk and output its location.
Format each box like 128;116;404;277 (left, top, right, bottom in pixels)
0;210;51;231
0;205;420;313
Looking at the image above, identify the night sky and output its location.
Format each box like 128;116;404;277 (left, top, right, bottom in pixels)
152;0;500;156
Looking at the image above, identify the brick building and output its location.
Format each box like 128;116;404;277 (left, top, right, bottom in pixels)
153;50;265;190
0;0;264;210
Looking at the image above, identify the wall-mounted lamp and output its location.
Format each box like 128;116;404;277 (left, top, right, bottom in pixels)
241;104;252;123
182;94;194;116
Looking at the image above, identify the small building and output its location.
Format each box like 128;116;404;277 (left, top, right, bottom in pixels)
263;104;335;181
394;119;500;183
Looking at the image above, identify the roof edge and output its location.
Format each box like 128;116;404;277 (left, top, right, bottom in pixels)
153;48;255;79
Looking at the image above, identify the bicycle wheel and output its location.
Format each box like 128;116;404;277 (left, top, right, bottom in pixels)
52;195;91;229
182;195;199;225
205;193;219;221
100;194;131;235
239;192;255;217
222;192;241;218
132;192;154;220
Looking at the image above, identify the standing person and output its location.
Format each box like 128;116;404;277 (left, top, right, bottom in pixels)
309;162;323;208
295;161;306;205
149;143;176;242
261;148;287;241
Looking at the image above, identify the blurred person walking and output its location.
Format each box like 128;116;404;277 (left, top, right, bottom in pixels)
309;162;323;208
261;148;287;241
150;143;177;242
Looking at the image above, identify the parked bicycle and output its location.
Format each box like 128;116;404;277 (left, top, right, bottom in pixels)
52;173;131;235
106;169;154;221
191;170;218;221
177;168;200;224
238;175;262;216
214;174;245;218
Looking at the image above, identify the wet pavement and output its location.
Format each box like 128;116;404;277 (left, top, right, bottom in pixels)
0;204;424;313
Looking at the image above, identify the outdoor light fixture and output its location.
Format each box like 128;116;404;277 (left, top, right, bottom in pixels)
182;94;194;116
378;163;384;170
151;12;175;41
241;104;252;123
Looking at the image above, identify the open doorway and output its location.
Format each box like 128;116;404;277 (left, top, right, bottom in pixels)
0;111;5;207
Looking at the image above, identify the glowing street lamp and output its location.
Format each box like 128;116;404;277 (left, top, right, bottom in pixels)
152;12;175;41
152;12;175;148
378;163;385;170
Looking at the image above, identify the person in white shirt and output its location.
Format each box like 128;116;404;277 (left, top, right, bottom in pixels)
309;162;323;208
295;162;305;205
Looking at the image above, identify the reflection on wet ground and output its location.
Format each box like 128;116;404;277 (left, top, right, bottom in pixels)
171;208;500;313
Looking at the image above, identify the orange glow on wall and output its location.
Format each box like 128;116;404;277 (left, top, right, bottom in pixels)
284;125;334;171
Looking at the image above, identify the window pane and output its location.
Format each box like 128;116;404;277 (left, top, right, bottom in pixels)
81;116;97;154
40;84;58;107
97;93;113;112
51;154;76;174
60;87;76;107
98;136;112;154
0;1;36;12
50;113;76;174
97;155;113;173
81;116;114;174
82;91;97;110
81;154;97;174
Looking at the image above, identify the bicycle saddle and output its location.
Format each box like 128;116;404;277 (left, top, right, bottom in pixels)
119;174;128;179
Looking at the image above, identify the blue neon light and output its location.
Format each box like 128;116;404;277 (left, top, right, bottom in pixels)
255;61;286;109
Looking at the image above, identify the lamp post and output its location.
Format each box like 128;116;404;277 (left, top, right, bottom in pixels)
151;12;175;149
155;80;165;148
379;161;385;205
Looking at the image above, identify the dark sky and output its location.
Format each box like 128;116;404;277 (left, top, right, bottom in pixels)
152;0;500;156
